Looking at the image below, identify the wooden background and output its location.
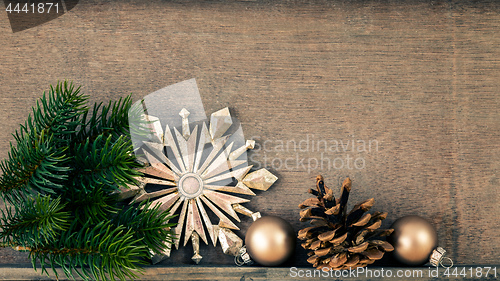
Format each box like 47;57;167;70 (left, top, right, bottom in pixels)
0;0;499;269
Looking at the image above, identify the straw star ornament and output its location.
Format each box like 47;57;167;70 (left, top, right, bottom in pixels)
125;107;277;264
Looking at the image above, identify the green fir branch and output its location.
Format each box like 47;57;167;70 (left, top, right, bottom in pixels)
0;195;70;247
71;134;142;194
64;187;119;225
0;81;86;201
113;201;177;255
21;81;87;147
75;95;138;144
31;221;148;281
0;82;177;280
0;130;69;201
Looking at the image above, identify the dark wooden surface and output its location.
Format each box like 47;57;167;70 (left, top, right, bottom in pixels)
0;0;499;272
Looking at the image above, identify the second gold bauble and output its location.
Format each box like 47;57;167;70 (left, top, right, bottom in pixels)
389;215;438;266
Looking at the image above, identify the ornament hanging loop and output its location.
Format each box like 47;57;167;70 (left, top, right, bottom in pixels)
429;247;453;268
234;246;254;266
440;257;453;268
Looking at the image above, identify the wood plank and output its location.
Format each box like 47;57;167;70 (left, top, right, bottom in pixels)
0;266;499;280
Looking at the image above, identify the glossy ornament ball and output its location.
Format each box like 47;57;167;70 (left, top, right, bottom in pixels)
389;215;438;266
245;216;295;266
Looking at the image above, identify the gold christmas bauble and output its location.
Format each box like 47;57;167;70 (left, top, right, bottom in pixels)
245;216;295;266
389;215;438;266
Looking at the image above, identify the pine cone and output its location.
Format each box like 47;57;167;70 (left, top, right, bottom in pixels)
298;175;394;270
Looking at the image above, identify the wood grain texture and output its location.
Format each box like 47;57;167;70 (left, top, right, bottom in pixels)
0;0;499;268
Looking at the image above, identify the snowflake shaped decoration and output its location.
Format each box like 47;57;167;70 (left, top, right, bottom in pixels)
126;107;277;264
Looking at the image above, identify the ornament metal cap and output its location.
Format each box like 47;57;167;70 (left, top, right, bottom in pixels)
235;246;254;266
429;247;453;268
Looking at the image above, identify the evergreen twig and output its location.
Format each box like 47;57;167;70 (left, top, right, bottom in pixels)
0;81;176;281
113;201;177;255
0;195;69;247
31;221;147;281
